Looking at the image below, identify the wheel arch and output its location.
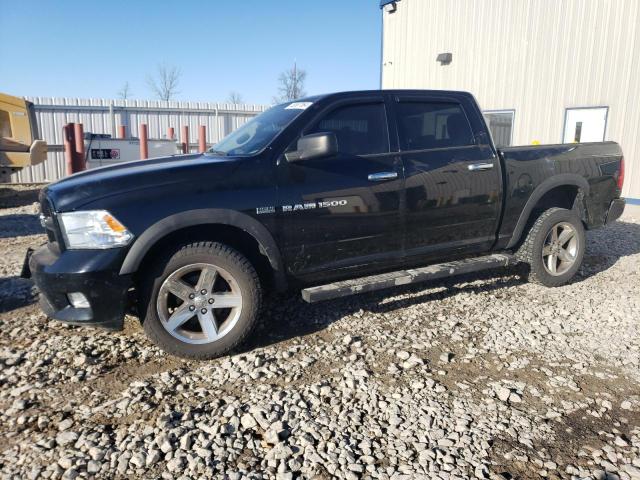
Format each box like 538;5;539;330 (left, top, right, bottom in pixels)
120;209;287;290
506;174;590;249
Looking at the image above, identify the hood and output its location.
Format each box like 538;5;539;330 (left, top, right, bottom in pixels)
45;153;240;211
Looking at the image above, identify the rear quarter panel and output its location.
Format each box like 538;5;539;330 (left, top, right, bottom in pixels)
498;141;623;248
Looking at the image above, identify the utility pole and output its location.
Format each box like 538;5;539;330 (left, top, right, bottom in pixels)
293;60;298;99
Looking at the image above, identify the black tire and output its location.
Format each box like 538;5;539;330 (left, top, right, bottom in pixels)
516;207;585;287
140;241;262;360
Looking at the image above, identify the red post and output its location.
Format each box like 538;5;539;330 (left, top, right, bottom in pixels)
182;125;189;154
167;127;175;140
118;125;126;139
63;123;75;175
139;124;149;159
198;125;206;153
73;123;85;171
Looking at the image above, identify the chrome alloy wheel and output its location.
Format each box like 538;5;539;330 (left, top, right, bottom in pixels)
156;263;243;344
542;222;579;276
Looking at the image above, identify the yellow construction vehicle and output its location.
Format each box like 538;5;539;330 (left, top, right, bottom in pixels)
0;93;47;182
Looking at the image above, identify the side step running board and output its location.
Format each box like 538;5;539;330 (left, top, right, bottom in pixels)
301;253;517;303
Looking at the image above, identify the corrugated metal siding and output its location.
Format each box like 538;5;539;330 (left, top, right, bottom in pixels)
10;98;268;183
382;0;640;200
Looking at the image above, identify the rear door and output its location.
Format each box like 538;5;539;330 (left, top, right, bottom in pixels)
392;94;501;260
276;97;404;279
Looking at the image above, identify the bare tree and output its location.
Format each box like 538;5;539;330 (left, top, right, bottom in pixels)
274;61;307;103
147;64;181;101
117;81;132;99
227;91;244;104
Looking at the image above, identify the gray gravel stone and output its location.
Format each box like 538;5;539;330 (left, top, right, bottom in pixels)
497;387;511;402
86;460;101;474
55;431;78;446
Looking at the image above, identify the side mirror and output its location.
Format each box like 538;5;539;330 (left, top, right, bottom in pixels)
285;132;338;162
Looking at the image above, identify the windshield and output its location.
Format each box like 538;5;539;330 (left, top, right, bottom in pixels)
208;101;313;156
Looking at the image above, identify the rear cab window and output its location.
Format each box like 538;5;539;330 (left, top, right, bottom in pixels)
396;101;475;151
307;102;390;156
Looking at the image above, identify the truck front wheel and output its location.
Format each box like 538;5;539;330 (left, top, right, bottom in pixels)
517;207;586;287
140;241;262;360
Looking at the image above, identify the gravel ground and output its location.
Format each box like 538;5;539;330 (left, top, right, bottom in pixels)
1;185;639;480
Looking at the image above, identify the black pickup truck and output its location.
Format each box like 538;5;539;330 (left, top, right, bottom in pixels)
27;90;625;359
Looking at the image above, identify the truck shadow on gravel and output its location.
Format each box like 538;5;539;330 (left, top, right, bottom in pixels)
0;187;40;209
249;269;528;351
0;277;37;313
248;220;640;351
0;214;43;238
578;220;640;280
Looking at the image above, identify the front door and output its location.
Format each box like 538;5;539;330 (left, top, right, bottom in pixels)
276;98;404;280
392;96;501;260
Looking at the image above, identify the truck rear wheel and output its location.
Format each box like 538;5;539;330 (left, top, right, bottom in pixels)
517;207;585;287
140;242;261;360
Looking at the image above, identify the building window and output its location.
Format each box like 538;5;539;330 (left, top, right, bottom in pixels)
483;110;514;148
563;107;608;143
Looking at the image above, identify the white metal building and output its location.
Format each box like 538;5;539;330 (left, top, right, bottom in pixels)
380;0;640;206
10;98;267;183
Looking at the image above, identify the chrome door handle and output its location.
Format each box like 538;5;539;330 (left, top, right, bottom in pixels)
468;162;494;171
368;171;398;181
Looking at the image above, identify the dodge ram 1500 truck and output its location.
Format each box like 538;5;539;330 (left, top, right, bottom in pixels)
26;90;626;359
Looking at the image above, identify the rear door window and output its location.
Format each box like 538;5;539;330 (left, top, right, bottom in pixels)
396;102;475;151
308;102;389;156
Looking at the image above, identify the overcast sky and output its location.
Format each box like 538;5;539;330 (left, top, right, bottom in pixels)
0;0;382;105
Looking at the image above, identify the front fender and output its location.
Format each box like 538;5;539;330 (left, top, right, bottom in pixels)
119;209;285;288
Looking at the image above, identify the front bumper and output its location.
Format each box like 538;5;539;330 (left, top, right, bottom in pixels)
605;198;626;224
27;243;132;330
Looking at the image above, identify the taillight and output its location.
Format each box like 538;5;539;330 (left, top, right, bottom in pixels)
617;156;625;190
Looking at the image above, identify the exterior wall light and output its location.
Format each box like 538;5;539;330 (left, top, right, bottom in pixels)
380;0;399;13
437;53;453;65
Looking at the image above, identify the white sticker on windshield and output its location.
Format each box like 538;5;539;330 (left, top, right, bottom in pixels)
285;102;313;110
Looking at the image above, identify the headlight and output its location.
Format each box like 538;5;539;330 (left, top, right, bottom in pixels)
58;210;133;249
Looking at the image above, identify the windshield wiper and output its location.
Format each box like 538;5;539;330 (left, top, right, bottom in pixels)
206;150;228;156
